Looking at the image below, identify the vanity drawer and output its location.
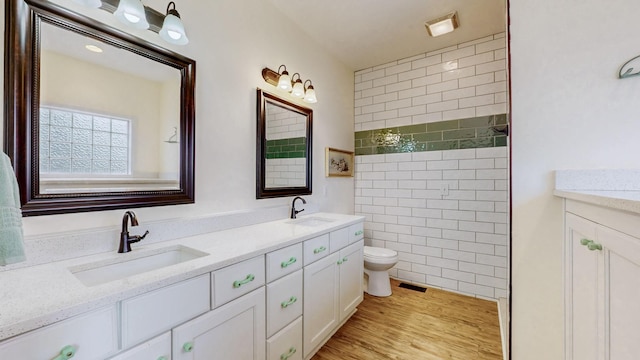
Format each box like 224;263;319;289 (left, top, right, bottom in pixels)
267;316;303;360
349;223;364;244
266;269;303;337
0;305;118;360
121;274;210;349
266;243;303;283
212;255;265;307
330;227;349;252
303;234;330;265
109;332;171;360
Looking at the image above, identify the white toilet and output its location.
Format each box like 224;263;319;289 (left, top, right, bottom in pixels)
363;246;399;297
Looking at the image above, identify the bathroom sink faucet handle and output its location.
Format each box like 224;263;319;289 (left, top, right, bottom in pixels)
128;230;149;244
290;196;307;219
118;211;150;253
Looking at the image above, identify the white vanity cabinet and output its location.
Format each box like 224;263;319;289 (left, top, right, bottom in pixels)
0;215;365;360
0;305;118;360
303;234;364;358
563;201;640;360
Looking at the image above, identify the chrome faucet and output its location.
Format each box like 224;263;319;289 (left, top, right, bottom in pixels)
118;211;149;253
290;196;307;219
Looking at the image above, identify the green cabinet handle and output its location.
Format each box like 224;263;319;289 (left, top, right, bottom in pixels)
313;246;327;254
587;242;603;251
183;342;194;352
354;230;363;236
281;257;297;268
233;274;256;288
580;238;603;251
157;357;168;360
53;345;76;360
338;257;349;265
280;347;297;360
281;296;298;308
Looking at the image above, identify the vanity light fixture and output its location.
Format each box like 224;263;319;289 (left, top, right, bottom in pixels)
303;80;317;103
114;0;150;29
261;65;318;103
72;0;102;8
290;73;305;98
85;44;103;53
159;2;189;45
74;0;190;46
276;65;292;92
425;11;459;37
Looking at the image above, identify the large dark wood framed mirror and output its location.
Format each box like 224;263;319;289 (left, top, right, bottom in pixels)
4;0;196;216
256;89;312;199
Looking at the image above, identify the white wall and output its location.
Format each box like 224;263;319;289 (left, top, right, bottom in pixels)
510;0;640;358
0;0;354;236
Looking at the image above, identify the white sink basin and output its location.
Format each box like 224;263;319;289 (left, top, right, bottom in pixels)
287;216;336;227
70;245;208;287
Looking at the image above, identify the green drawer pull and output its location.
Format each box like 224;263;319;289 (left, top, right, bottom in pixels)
337;259;343;265
355;230;363;236
587;242;603;251
281;296;297;308
313;246;327;254
281;257;297;268
342;257;348;263
157;357;168;360
233;274;255;288
580;238;592;246
53;345;76;360
183;342;194;352
280;347;297;360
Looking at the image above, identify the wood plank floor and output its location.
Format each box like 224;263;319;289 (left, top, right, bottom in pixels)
311;279;503;360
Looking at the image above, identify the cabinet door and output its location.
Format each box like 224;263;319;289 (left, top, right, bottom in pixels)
598;226;640;359
0;305;118;360
565;214;602;360
303;252;339;357
338;240;364;321
108;332;171;360
172;288;265;360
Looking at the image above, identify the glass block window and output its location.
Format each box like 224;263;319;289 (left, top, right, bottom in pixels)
39;106;131;175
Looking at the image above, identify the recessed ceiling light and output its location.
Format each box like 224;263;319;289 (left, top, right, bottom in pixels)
85;44;103;53
425;12;459;37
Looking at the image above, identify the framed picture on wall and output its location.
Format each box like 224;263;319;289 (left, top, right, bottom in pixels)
325;147;354;177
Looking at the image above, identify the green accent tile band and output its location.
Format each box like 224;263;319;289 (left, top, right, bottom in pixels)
266;137;307;159
354;114;508;156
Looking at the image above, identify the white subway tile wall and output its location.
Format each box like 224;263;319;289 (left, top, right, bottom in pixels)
354;33;509;300
355;148;508;299
265;158;306;187
354;33;507;132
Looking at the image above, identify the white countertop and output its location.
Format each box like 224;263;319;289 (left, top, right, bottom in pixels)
0;212;364;341
554;169;640;215
553;189;640;215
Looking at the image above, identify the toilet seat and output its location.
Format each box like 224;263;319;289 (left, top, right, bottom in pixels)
364;246;397;260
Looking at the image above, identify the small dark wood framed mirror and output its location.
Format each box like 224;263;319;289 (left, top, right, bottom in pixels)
4;0;196;216
256;89;312;198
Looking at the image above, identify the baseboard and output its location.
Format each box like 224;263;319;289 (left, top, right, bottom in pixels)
497;297;509;360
